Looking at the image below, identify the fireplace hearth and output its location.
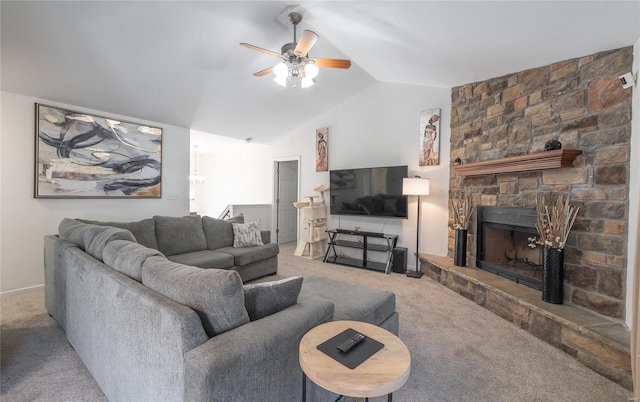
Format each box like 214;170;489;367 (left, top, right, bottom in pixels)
476;206;542;290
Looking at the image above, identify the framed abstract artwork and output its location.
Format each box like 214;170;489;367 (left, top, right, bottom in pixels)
419;108;440;166
315;127;328;172
35;103;163;198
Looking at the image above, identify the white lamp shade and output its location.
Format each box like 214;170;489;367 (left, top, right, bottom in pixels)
304;63;319;79
301;77;315;88
402;178;430;196
273;63;288;77
273;75;287;87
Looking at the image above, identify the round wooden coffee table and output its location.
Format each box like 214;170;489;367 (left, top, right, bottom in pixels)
299;320;410;401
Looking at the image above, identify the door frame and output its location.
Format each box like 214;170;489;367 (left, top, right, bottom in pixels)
272;156;301;244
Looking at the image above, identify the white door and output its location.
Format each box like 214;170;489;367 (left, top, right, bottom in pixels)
277;160;298;244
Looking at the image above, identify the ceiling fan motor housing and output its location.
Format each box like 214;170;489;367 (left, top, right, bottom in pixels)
281;43;297;58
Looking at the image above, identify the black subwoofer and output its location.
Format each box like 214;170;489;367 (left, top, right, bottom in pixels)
392;247;407;273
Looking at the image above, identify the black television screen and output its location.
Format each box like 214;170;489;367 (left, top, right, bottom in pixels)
329;165;408;218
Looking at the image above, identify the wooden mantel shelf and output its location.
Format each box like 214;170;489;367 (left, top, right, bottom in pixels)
453;149;583;177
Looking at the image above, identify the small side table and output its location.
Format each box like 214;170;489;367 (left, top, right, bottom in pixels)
299;320;410;402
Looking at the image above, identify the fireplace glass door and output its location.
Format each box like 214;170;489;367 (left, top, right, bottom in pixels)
479;223;542;289
476;207;542;291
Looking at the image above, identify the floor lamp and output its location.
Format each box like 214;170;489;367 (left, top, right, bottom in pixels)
403;177;430;278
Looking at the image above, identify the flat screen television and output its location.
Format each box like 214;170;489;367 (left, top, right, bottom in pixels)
329;165;408;218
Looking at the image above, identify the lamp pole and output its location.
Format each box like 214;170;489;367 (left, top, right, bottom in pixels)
407;193;424;278
403;177;428;279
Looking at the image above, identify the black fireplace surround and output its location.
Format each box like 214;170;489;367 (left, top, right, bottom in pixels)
476;206;543;290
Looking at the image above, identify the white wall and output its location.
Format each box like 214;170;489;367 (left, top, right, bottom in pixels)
0;91;190;292
189;132;273;218
626;38;640;327
271;81;452;269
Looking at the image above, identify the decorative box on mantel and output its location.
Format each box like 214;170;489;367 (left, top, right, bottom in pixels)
453;149;582;177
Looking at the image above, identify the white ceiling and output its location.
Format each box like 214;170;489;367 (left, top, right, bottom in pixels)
2;1;639;144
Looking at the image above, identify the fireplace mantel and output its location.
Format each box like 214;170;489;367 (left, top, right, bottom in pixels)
453;149;582;177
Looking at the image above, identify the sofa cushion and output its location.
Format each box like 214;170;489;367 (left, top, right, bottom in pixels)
226;213;244;223
153;215;207;256
167;250;234;269
78;218;159;250
202;216;234;250
83;226;137;261
59;218;100;248
216;243;279;267
298;275;396;326
103;240;165;281
232;221;264;248
142;257;250;337
243;277;303;321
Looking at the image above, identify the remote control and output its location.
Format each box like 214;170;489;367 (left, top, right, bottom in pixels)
337;332;365;353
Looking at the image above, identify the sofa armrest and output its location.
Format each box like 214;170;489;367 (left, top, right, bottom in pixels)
44;235;79;330
184;299;333;401
260;230;271;244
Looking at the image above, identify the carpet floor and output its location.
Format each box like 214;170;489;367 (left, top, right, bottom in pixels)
0;242;633;401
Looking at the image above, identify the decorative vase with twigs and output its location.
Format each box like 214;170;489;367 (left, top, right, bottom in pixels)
528;193;579;304
450;194;475;266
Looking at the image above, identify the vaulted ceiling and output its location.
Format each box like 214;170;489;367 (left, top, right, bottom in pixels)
2;1;639;144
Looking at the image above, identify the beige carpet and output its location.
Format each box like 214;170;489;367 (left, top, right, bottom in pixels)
1;242;633;401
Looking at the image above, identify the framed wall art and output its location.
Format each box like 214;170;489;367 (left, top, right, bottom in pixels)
35;103;163;198
419;108;440;166
315;127;328;172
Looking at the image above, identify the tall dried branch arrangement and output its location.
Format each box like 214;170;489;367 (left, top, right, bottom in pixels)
450;194;475;230
533;193;579;250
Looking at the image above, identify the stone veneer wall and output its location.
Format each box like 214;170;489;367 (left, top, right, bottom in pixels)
449;47;633;319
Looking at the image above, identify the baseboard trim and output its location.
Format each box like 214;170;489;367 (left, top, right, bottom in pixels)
1;284;44;297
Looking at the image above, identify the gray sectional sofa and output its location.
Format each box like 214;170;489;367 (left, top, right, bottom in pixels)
77;214;279;282
44;216;399;401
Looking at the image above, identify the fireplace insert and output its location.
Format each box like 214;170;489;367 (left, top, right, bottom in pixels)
476;206;542;290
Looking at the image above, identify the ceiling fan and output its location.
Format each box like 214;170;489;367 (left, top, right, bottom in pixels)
240;12;351;88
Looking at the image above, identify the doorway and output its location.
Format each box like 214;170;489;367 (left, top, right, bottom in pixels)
274;159;299;244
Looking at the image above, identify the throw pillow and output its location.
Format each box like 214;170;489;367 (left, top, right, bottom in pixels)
142;257;250;337
232;221;264;248
243;277;303;321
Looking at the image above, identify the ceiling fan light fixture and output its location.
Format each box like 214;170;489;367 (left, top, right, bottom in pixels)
301;77;315;88
274;62;288;78
274;75;287;87
304;63;319;79
273;62;288;87
241;12;350;89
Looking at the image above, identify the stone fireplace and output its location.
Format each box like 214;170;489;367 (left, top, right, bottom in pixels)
428;46;634;390
448;46;632;320
476;206;542;290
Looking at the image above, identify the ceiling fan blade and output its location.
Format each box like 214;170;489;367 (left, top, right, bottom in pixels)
311;58;352;69
253;66;274;77
240;43;280;57
294;30;319;57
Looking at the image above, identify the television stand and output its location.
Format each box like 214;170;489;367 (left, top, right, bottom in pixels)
323;229;398;274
